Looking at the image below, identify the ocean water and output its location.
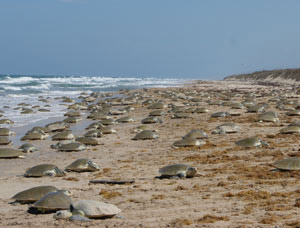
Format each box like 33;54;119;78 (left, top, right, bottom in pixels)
0;74;187;127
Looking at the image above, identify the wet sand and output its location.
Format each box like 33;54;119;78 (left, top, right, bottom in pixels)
1;80;300;227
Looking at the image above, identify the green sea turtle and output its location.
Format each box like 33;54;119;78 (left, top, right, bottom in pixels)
286;110;300;116
24;164;66;177
65;159;100;172
247;105;265;113
98;126;116;134
31;191;72;213
158;164;197;179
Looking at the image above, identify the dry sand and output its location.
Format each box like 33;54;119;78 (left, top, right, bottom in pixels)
1;80;300;227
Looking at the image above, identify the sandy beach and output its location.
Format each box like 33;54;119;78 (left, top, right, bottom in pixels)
1;80;300;228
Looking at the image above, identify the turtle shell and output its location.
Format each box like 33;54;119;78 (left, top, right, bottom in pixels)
65;159;100;172
159;164;189;176
70;200;121;218
57;142;86;152
25;164;65;177
32;192;72;213
132;130;159;140
0;148;24;158
11;186;58;203
173;138;206;147
272;157;300;171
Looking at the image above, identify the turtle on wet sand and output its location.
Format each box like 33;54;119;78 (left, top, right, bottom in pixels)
235;137;268;148
19;143;38;153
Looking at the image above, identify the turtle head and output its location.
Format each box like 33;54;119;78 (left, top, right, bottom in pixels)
58;189;73;196
70;204;85;217
87;160;100;171
186;167;197;178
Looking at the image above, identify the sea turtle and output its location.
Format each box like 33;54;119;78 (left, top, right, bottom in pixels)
116;116;134;123
70;200;121;218
55;142;86;152
100;119;116;126
85;122;104;130
63;117;82;123
141;116;163;124
210;112;230;118
132;130;159;140
131;125;149;133
11;186;61;204
75;137;100;146
0;119;14;124
212;123;240;134
147;102;167;109
46;121;69;132
52;131;74;141
0;136;12;145
158;164;197;179
272;157;300;171
98;126;116;134
24;164;66;177
171;113;191;119
173;138;206;147
109;109;127;115
235;137;268;148
247;105;265;113
21;132;49;140
257;111;279;122
31;191;72;213
286;110;300;116
182;130;208;139
84;130;103;138
149;110;165;116
65;159;100;172
0;128;15;136
19;143;38;153
64;111;81;117
193;107;209;113
279;126;300;134
0;148;24;159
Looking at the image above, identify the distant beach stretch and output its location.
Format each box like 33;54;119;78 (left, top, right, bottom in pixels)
0;77;299;227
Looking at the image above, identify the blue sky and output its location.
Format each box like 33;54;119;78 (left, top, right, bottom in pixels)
0;0;300;79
